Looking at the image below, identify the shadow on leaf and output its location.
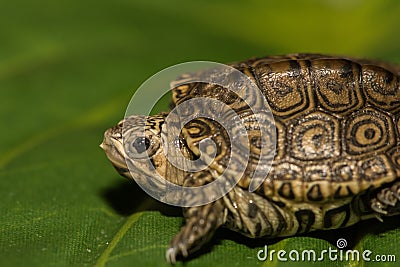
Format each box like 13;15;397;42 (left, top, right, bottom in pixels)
101;178;181;217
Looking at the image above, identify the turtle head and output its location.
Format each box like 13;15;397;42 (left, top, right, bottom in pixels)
100;114;169;186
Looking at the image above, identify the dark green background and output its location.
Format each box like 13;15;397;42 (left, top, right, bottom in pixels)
1;0;400;266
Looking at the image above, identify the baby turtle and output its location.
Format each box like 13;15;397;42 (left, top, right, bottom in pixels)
101;54;400;263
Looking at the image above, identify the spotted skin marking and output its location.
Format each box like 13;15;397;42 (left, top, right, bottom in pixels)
295;210;316;234
323;204;351;229
247;201;259;218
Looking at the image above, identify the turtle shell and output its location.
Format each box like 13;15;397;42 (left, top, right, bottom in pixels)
170;54;400;203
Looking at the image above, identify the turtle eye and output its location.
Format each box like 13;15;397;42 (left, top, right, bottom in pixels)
125;133;160;159
132;137;150;154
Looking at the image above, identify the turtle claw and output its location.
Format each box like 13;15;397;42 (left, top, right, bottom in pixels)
375;213;384;222
377;188;397;206
166;247;177;264
370;182;400;217
394;191;400;201
392;184;400;201
166;239;189;264
371;198;388;215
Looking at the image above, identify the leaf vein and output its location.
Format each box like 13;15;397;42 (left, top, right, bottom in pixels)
95;212;144;267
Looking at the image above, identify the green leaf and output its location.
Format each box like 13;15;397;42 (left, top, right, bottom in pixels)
1;0;400;266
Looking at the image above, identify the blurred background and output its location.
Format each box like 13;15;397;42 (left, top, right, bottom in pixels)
1;0;400;266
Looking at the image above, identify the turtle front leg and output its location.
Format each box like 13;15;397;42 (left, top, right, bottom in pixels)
370;181;400;216
166;200;226;263
166;171;228;263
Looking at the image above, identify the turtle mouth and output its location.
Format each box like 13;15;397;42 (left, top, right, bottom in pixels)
100;128;127;170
